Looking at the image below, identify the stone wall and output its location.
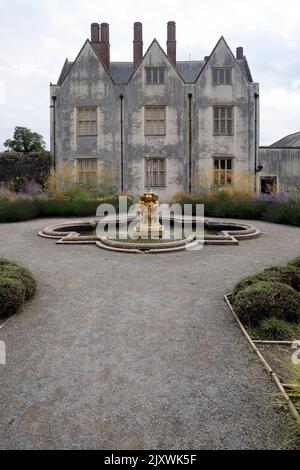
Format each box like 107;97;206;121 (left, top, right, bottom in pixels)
0;152;52;190
258;147;300;193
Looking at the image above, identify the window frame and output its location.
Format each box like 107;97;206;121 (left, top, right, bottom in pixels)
213;157;234;187
76;158;99;188
144;105;167;136
211;67;232;85
213;105;234;136
145;67;166;85
144;157;167;188
76;106;98;137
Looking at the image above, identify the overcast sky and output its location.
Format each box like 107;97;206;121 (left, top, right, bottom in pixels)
0;0;299;149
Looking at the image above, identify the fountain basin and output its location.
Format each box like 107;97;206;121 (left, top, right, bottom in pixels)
38;217;261;253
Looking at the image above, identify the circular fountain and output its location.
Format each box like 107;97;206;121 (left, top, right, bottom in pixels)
38;191;261;254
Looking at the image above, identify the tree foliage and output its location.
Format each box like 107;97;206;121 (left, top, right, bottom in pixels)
4;126;46;153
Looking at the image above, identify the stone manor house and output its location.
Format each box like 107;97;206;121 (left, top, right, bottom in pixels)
50;21;300;198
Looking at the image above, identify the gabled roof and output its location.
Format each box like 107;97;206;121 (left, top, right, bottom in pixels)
57;59;73;85
271;131;300;148
194;36;253;83
56;36;253;85
237;58;253;83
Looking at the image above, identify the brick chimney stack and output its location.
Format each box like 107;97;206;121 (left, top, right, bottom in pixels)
167;21;176;65
91;23;100;43
90;22;110;69
133;22;143;69
236;47;244;60
100;23;110;69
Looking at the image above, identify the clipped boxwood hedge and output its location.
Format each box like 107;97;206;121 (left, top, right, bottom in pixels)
0;264;37;301
0;258;36;319
288;257;300;268
232;265;300;299
0;199;39;222
0;276;26;319
0;195;133;222
232;281;300;326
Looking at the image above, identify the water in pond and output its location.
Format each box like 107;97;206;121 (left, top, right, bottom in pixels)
79;224;220;240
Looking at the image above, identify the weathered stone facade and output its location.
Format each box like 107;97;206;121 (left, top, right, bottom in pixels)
258;144;300;193
50;22;259;200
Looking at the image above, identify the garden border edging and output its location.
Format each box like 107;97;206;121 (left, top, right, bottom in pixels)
224;294;300;425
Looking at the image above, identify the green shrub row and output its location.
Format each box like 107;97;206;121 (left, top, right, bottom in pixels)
0;258;37;319
0;195;133;222
173;193;300;226
231;256;300;339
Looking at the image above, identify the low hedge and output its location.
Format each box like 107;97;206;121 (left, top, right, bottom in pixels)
173;194;300;227
0;258;36;319
0;199;39;222
232;265;300;298
0;195;133;222
233;281;300;326
0;265;37;301
0;277;26;319
288;257;300;268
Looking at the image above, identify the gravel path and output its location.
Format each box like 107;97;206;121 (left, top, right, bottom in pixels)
0;217;299;450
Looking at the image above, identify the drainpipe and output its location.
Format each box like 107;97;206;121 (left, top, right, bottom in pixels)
254;92;259;193
119;94;124;192
188;93;193;194
51;95;57;170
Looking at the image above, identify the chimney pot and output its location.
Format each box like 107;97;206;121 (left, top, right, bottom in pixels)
133;22;143;69
236;47;244;60
91;23;100;43
167;21;176;65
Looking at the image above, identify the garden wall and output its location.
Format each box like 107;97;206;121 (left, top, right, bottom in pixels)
258;147;300;193
0;152;52;190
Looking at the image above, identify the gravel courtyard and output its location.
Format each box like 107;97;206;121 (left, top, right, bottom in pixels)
0;217;299;449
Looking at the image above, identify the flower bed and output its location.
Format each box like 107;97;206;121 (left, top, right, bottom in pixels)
173;190;300;227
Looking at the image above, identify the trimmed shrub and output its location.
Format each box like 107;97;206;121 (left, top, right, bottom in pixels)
232;265;300;299
0;276;26;319
258;317;293;340
263;265;300;291
0;258;18;267
233;281;300;326
263;202;300;227
288;257;300;269
0;265;37;301
0;194;133;222
0;199;39;222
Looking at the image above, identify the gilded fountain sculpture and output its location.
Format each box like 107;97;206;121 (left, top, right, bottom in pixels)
135;191;164;237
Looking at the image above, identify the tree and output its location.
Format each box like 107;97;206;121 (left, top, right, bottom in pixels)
4;126;46;153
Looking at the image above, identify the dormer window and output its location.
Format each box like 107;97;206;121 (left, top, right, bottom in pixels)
145;67;165;85
212;67;232;85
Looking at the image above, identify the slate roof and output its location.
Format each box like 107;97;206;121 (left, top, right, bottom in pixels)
57;40;253;85
109;62;134;83
271;131;300;148
175;61;205;82
57;60;73;85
